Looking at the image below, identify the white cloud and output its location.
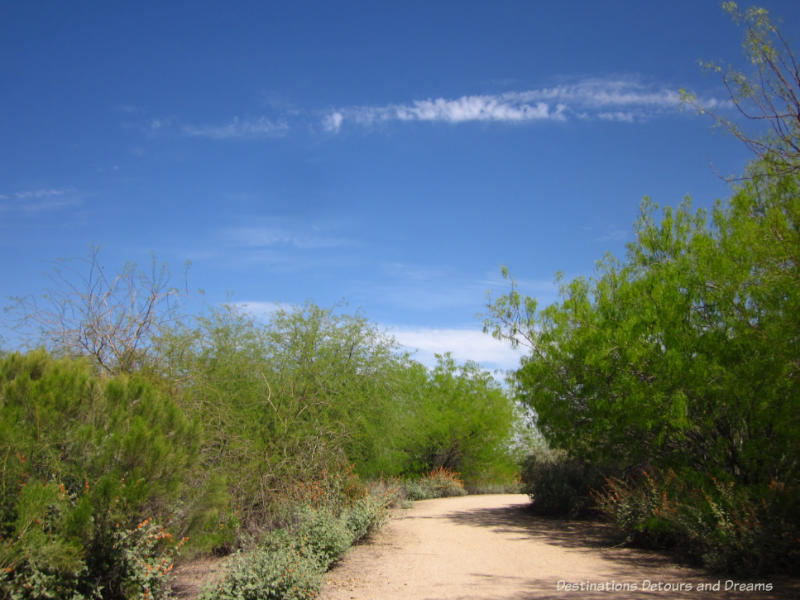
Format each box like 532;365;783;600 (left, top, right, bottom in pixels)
322;77;731;132
184;116;289;139
323;111;344;132
328;95;565;130
391;326;525;371
147;118;171;133
394;96;562;123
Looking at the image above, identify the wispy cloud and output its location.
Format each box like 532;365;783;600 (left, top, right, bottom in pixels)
391;326;525;371
0;188;81;213
323;77;731;132
183;116;289;139
227;300;298;317
324;96;564;132
213;218;361;272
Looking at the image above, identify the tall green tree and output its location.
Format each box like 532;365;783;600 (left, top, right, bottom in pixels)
486;171;799;484
399;354;517;483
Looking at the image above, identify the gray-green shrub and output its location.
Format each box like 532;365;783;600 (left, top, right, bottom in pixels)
342;495;389;542
293;506;353;570
198;542;321;600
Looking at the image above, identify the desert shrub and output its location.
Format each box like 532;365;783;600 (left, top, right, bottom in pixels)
197;541;321;600
198;493;393;600
0;351;199;598
401;480;428;501
198;477;396;600
422;467;467;498
401;467;468;501
342;494;389;543
293;506;353;570
520;449;606;517
594;469;800;575
0;486;183;600
284;465;366;518
593;470;683;548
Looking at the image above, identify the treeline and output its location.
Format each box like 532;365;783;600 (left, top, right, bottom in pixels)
485;4;799;576
0;302;518;598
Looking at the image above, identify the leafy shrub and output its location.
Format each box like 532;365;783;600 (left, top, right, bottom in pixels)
594;469;800;575
198;542;321;600
520;449;606;517
108;517;186;600
342;495;389;543
0;351;199;598
199;482;394;600
401;480;428;501
293;506;353;570
423;467;468;498
401;468;468;501
0;490;183;600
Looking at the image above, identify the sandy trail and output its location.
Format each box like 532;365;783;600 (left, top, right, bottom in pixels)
319;494;797;600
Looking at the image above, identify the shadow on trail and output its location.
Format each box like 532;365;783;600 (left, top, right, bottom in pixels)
440;502;798;600
444;502;620;551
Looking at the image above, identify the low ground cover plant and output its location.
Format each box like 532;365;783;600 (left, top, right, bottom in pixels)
198;485;392;600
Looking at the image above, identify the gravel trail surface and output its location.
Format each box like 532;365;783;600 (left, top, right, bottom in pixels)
319;494;797;600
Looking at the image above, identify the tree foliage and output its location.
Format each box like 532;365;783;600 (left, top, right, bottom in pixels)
488;175;799;481
398;354;517;482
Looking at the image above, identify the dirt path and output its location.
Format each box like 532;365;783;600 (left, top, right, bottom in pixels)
319;494;797;600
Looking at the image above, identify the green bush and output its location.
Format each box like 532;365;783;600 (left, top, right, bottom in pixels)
199;495;391;600
520;449;606;517
292;506;353;570
0;351;199;599
342;495;389;543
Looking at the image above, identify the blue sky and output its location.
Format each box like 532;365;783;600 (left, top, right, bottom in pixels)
2;1;799;372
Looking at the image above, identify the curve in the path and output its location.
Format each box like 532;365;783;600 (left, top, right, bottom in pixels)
320;494;797;600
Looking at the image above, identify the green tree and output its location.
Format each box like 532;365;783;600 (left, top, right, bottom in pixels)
399;354;517;483
487;177;799;483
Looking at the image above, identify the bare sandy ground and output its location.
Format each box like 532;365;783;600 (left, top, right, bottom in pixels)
319;494;798;600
